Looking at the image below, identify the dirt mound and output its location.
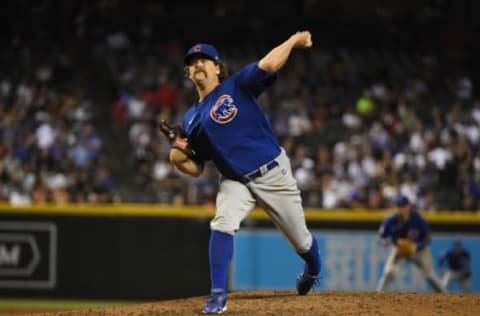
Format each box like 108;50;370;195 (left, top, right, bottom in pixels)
29;291;480;316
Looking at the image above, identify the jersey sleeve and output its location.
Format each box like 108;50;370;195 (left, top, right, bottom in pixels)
181;118;206;169
378;218;390;239
420;215;431;234
235;62;277;97
464;250;471;268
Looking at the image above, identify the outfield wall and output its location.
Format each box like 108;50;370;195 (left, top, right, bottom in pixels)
0;204;478;299
233;230;480;293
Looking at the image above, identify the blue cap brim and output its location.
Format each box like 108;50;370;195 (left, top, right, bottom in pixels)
184;52;217;65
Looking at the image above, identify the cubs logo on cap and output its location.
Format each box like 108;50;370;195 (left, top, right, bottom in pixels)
210;95;237;124
184;43;220;65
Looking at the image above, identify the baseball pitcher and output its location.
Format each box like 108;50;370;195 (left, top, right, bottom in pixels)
376;195;446;293
159;31;321;314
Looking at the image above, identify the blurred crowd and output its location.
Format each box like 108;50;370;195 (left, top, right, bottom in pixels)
108;36;478;211
1;0;478;210
0;45;119;205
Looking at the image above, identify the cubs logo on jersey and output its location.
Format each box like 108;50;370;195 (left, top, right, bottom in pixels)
407;228;420;240
210;95;238;124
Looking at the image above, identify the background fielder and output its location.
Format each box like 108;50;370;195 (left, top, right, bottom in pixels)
161;31;321;314
377;195;446;292
438;240;472;292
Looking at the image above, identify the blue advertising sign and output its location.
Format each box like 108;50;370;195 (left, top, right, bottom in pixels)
232;230;479;293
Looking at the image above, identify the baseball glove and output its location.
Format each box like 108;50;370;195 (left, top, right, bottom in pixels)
158;120;196;159
459;269;472;280
396;238;417;257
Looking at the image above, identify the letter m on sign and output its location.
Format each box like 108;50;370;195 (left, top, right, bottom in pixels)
0;244;21;266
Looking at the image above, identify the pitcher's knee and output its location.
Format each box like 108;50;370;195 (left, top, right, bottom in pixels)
210;217;239;235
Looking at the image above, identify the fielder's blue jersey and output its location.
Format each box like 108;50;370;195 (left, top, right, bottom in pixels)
439;249;471;271
182;62;281;179
379;209;430;250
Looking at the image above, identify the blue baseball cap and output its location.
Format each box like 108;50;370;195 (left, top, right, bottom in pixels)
184;43;220;65
394;195;410;207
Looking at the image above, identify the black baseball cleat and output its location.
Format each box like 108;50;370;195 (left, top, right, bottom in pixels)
296;271;318;295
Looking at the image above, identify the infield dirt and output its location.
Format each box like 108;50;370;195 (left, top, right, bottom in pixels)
25;291;480;316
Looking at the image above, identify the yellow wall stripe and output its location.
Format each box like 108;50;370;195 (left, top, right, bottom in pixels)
0;203;479;224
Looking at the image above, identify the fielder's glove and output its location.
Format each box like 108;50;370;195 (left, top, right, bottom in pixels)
459;269;472;280
396;238;417;257
158;120;196;159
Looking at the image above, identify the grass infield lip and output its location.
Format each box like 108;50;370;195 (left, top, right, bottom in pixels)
0;298;139;309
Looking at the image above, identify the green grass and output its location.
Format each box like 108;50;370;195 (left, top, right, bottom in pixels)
0;298;138;315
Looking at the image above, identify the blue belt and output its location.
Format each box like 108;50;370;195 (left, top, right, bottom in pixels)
240;160;279;183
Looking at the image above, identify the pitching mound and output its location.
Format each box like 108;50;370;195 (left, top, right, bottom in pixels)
31;291;479;316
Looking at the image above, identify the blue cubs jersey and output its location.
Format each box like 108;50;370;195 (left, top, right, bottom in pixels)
379;209;430;250
182;62;281;179
439;249;471;271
